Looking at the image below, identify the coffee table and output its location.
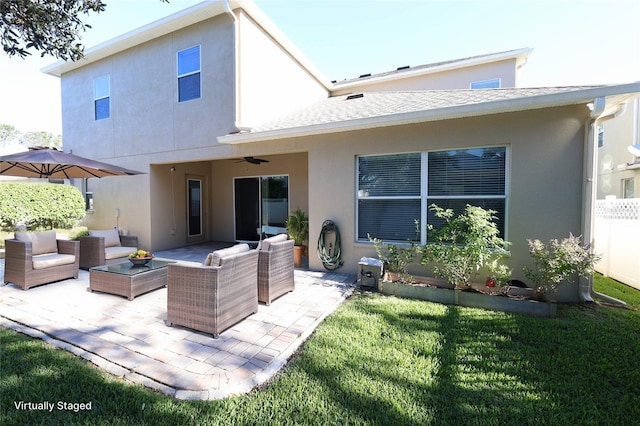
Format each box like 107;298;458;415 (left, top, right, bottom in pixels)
89;259;175;300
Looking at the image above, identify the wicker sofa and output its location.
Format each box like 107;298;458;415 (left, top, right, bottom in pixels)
4;230;79;290
166;244;259;338
257;234;295;305
79;228;138;269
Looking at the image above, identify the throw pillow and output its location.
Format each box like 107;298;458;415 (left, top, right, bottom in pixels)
210;243;250;266
15;230;58;255
260;233;289;251
89;228;121;247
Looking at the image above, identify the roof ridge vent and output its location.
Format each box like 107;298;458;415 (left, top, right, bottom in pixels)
346;93;364;100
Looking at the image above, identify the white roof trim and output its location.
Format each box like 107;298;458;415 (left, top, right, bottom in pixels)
41;0;330;89
332;47;533;90
218;82;640;144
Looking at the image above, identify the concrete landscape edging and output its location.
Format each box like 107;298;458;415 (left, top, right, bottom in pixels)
378;281;557;318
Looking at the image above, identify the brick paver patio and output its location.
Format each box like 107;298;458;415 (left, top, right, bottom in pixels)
0;250;356;400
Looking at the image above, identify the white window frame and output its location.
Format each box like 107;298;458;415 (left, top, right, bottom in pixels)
597;123;604;148
622;177;635;199
470;78;501;89
177;45;201;102
93;75;110;120
356;145;509;244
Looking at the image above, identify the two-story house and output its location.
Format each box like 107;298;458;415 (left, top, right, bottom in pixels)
43;0;640;302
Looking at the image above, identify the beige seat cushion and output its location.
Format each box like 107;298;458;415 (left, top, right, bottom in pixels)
89;228;121;247
105;246;136;260
205;243;250;266
15;230;58;255
32;253;76;270
259;233;289;251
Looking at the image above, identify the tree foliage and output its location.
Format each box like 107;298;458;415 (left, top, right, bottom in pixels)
0;123;61;150
1;0;169;60
0;124;20;143
21;131;62;150
1;0;106;60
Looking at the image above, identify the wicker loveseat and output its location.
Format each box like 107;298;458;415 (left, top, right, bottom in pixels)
4;230;79;290
166;244;259;338
257;234;295;305
79;228;138;269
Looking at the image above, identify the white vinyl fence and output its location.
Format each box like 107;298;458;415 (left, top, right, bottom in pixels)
593;198;640;289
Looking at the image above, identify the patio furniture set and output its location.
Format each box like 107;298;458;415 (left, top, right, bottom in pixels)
3;230;295;338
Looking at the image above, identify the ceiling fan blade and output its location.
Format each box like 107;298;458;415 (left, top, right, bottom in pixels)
245;156;269;164
231;156;269;164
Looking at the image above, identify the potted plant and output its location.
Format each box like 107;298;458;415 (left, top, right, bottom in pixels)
286;208;309;267
523;233;600;301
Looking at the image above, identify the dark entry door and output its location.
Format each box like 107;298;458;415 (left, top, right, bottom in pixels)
187;178;202;238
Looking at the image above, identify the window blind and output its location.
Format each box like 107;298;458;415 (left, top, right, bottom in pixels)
357;146;508;243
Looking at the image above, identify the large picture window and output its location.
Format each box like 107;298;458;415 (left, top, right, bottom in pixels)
177;45;201;102
357;146;508;243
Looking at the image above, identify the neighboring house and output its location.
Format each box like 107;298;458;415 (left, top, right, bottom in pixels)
43;0;640;302
593;95;640;289
597;95;640;199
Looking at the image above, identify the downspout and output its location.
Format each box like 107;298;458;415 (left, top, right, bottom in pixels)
223;0;250;133
580;98;627;306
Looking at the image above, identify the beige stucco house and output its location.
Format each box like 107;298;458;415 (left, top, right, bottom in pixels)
43;0;640;302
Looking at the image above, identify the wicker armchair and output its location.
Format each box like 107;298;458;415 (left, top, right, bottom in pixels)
4;230;79;290
166;245;259;338
257;234;295;305
79;229;138;269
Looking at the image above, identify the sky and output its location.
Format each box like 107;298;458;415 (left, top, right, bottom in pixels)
1;0;639;136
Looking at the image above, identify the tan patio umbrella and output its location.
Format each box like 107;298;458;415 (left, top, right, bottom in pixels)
0;148;144;178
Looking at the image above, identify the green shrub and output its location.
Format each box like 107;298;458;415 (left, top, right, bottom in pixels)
0;182;85;231
69;228;89;240
420;204;510;289
524;234;600;298
369;220;420;283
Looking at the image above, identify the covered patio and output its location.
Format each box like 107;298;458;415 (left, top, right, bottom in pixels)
0;243;356;400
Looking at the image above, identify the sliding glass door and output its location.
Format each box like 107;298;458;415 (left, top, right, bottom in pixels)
234;176;288;242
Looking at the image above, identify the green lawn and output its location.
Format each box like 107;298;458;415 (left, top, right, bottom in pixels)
2;275;639;425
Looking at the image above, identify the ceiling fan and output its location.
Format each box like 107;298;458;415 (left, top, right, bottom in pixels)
235;156;270;165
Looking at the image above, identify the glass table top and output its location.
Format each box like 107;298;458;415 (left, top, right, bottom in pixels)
91;259;175;276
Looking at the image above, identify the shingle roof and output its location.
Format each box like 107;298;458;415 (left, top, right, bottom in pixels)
220;82;640;144
250;86;600;133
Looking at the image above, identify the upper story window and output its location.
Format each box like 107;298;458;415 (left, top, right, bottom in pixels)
470;78;501;89
94;75;110;120
177;45;201;102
